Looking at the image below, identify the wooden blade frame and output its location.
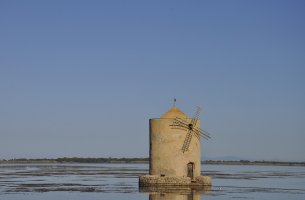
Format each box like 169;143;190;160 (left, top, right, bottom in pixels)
169;107;211;153
170;118;211;140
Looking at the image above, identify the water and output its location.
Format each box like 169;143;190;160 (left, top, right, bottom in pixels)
0;163;304;200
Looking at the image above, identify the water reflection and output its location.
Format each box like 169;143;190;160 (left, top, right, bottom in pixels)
149;192;198;200
139;186;211;200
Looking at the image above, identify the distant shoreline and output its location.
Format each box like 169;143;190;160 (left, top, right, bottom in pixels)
202;160;305;167
0;157;304;166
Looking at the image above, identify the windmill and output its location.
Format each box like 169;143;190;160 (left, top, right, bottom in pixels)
170;106;211;153
139;102;213;187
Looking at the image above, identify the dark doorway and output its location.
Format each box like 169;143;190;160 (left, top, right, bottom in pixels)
187;162;194;179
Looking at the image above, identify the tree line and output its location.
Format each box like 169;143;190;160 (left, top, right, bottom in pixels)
1;158;304;166
0;157;149;163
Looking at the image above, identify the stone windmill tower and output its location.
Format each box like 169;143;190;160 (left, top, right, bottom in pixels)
139;103;211;186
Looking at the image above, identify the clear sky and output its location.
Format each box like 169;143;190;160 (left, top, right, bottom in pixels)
0;0;304;161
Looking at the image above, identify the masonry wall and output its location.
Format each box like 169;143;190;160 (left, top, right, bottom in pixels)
149;118;201;177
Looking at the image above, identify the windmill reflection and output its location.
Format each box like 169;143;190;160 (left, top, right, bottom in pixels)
139;185;211;200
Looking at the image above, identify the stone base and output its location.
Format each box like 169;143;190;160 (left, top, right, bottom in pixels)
139;184;212;194
139;175;212;187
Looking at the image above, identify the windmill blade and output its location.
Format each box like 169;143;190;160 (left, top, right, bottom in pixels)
191;126;211;139
181;106;202;153
173;117;189;125
201;129;212;139
173;119;199;151
172;117;211;139
170;118;190;130
190;106;202;127
170;110;211;153
170;119;189;131
192;128;211;140
181;130;193;153
170;125;188;131
182;128;210;153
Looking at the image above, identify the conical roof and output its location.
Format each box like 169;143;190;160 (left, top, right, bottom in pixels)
160;106;188;118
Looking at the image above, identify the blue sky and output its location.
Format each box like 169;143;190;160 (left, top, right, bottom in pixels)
0;0;304;161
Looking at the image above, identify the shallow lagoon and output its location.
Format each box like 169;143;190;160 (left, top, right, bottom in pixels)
0;163;304;200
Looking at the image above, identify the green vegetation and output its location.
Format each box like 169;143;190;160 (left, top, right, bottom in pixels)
0;157;148;164
203;160;305;166
55;157;148;163
0;157;304;166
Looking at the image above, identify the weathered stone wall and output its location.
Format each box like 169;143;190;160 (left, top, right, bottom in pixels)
149;118;201;177
139;175;211;186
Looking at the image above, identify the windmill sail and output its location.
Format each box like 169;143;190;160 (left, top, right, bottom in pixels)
181;130;193;153
170;106;211;153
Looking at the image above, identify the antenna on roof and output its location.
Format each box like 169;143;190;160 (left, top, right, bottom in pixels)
173;98;176;107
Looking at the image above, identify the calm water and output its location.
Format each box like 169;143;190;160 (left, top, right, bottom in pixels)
0;163;304;200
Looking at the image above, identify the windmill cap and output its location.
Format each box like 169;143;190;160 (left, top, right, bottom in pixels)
160;106;188;118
